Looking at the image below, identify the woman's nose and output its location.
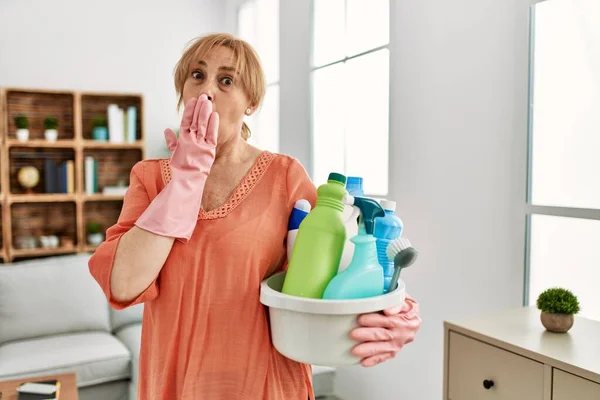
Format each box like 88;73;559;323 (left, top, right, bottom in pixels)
207;95;213;101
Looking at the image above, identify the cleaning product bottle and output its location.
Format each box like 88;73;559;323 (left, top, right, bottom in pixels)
338;177;364;273
322;195;386;300
282;173;348;298
286;199;312;261
373;199;404;292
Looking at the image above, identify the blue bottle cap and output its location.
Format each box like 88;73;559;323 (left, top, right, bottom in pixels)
346;176;363;190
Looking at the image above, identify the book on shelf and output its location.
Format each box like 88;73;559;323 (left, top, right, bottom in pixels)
107;104;137;144
44;159;74;194
85;156;99;195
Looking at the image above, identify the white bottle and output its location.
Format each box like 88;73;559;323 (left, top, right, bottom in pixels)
338;203;360;272
337;176;364;272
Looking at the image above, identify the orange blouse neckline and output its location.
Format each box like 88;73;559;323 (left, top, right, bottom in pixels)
159;150;276;220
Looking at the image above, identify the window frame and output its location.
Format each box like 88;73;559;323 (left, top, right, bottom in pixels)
309;0;391;197
523;0;600;306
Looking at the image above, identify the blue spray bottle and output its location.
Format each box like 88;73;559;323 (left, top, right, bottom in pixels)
287;199;312;261
322;195;386;300
374;200;403;292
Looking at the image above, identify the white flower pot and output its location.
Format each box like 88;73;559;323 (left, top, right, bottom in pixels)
87;232;104;246
16;129;29;142
44;129;58;142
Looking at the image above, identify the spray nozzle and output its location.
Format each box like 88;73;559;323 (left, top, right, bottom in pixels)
342;195;385;235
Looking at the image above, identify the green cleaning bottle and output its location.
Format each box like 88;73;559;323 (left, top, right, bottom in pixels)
282;172;348;298
322;196;386;300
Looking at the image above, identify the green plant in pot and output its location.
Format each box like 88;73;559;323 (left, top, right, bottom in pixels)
86;221;104;246
44;116;59;142
536;287;580;333
14;114;29;142
92;115;108;141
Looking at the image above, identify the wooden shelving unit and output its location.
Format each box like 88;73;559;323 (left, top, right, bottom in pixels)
0;87;145;262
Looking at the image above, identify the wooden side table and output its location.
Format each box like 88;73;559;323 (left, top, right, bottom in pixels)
0;373;78;400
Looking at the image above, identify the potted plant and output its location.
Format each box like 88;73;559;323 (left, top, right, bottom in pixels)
44;116;59;142
92;115;108;141
536;287;580;333
86;221;104;246
15;114;29;142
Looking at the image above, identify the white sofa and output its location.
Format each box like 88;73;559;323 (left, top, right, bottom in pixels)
0;254;336;399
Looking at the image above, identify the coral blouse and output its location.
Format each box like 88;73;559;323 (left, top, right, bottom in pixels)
89;151;318;400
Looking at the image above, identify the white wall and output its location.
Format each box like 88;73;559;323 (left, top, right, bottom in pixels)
0;0;226;159
279;0;533;399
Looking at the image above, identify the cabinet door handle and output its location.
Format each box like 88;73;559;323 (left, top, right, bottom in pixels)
483;379;495;390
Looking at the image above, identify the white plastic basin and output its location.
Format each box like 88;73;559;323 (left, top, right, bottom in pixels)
260;271;406;367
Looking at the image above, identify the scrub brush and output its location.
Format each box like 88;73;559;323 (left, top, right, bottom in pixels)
385;238;419;293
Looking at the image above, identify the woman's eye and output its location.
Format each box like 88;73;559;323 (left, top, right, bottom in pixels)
220;77;233;86
192;71;204;80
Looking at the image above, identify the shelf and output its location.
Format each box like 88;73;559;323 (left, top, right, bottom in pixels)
7;139;76;149
82;140;144;149
5;90;75;141
11;246;77;259
7;194;76;204
1;87;144;262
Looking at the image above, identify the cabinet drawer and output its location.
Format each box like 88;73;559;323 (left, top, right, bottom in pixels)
447;332;544;400
553;369;600;400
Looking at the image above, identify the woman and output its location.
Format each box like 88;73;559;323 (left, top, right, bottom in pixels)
89;33;421;400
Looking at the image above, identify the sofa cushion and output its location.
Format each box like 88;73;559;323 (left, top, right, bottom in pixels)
110;303;143;332
0;254;110;345
0;332;131;387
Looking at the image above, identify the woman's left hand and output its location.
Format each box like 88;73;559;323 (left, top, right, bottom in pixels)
350;296;421;367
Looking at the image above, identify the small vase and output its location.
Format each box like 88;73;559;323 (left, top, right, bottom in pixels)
87;232;104;246
541;311;574;333
44;129;58;142
16;128;29;142
92;126;108;141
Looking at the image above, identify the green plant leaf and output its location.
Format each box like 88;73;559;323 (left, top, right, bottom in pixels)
14;114;29;129
536;287;580;315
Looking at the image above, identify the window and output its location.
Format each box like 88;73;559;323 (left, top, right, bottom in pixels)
237;0;280;152
311;0;390;195
525;0;600;321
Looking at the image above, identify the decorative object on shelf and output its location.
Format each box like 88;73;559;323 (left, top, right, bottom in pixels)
103;179;128;196
92;115;108;141
15;236;38;250
86;221;104;246
39;235;60;249
15;114;29;142
60;236;74;249
536;287;580;333
17;166;40;194
44;116;59;142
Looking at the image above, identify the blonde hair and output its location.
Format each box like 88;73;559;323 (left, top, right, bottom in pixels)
174;33;266;141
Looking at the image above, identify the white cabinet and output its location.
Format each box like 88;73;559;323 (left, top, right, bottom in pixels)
553;369;600;400
444;307;600;400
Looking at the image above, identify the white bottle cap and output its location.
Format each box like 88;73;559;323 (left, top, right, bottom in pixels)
342;194;355;206
380;199;396;211
294;199;312;213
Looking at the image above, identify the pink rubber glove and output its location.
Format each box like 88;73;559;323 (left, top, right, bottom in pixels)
135;95;218;242
350;295;421;367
